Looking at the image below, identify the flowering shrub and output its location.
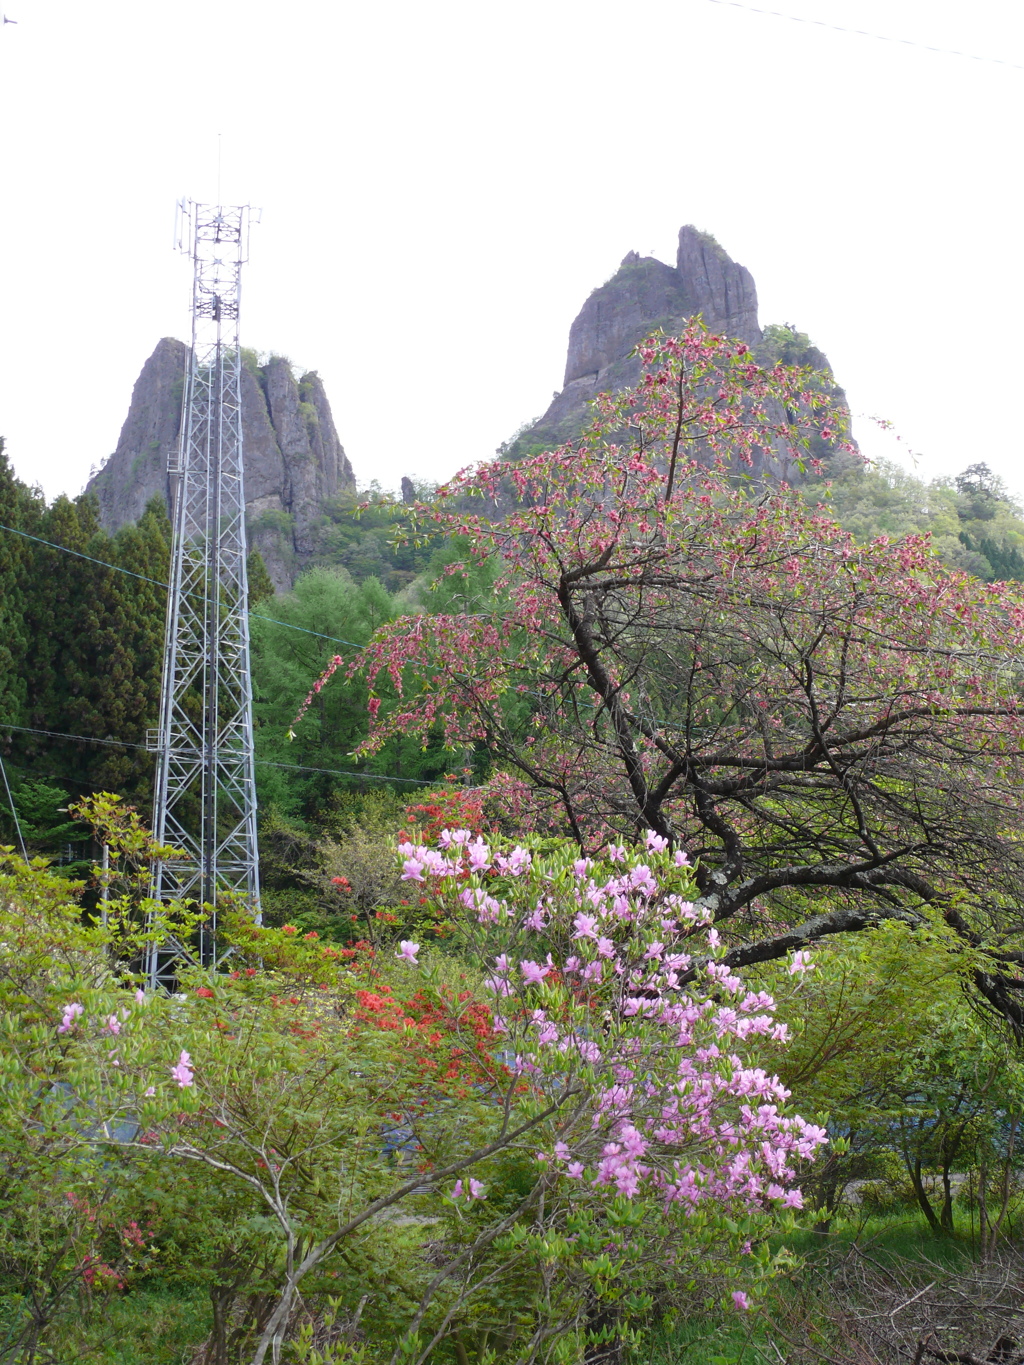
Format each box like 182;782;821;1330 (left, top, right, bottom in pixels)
401;781;487;843
2;818;825;1364
398;830;827;1225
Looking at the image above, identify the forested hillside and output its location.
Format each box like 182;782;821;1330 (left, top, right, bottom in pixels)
0;444;471;877
9;328;1024;1365
3;418;1024;872
815;455;1024;581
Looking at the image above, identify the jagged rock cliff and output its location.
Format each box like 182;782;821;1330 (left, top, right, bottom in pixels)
508;225;766;458
86;340;356;590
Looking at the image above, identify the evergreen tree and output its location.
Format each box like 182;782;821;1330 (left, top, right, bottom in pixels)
0;440;42;734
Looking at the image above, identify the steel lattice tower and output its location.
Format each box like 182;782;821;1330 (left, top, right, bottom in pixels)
148;201;260;987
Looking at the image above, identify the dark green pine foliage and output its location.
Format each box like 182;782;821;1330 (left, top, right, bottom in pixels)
85;498;171;796
247;550;275;605
0;440;41;734
10;489;170;818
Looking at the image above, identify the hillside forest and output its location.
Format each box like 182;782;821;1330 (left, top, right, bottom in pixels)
6;326;1024;1363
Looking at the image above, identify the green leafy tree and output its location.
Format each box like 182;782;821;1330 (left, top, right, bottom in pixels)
251;567;449;823
767;921;1024;1242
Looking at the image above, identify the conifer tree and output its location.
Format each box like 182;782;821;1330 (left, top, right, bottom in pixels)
0;440;40;734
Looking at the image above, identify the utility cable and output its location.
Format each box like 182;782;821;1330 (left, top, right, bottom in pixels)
0;722;435;787
0;748;29;862
0;521;367;651
701;0;1024;71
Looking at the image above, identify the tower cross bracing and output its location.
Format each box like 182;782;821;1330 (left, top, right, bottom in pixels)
148;200;260;985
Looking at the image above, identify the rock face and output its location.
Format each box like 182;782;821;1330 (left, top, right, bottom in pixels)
86;340;356;590
507;226;764;457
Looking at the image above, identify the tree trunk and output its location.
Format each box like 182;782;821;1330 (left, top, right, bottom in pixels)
908;1157;942;1236
940;1160;955;1235
583;1297;623;1365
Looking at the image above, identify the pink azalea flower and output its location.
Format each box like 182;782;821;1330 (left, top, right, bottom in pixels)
732;1291;750;1311
57;1002;84;1034
789;949;815;975
521;960;549;986
170;1051;194;1088
397;940;420;965
106;1015;121;1036
467;838;491;872
451;1178;485;1200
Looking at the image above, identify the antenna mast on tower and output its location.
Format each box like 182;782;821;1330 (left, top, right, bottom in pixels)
148;200;261;987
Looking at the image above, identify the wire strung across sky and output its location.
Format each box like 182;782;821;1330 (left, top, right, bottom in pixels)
0;521;366;651
0;722;435;787
0;522;456;791
701;0;1024;71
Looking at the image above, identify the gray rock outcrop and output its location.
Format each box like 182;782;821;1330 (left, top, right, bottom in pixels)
506;226;764;458
86;340;356;590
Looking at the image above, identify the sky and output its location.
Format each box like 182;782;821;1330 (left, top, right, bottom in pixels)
1;0;1022;504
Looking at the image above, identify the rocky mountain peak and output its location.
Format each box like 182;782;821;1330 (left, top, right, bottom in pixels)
507;226;764;458
85;342;356;590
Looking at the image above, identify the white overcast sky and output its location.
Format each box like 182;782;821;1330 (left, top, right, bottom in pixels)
1;0;1022;504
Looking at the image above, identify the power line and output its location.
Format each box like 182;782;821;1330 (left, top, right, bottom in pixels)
0;721;434;786
0;723;140;750
0;749;29;862
0;521;458;791
258;758;432;786
702;0;1024;71
0;521;367;651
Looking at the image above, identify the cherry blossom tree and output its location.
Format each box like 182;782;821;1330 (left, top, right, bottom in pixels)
308;323;1024;1028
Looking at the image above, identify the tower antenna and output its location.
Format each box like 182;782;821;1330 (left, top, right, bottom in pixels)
147;199;261;987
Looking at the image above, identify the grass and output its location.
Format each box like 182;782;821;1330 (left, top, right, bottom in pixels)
634;1316;776;1364
23;1211;995;1365
784;1208;975;1265
631;1208;981;1364
43;1281;209;1365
